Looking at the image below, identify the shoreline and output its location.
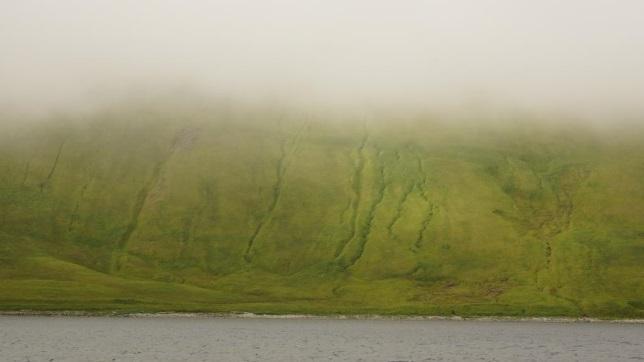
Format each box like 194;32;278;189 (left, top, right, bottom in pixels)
1;311;642;323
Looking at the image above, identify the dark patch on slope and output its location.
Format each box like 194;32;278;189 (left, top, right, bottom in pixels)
489;153;591;301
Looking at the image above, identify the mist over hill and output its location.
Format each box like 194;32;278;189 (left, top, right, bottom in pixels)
0;102;642;317
2;0;644;317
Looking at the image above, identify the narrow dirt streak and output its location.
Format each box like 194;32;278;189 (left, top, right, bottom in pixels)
110;155;171;273
412;151;434;251
40;141;65;191
244;141;288;261
244;124;306;262
386;180;415;240
343;148;388;269
21;160;31;186
334;134;368;259
110;128;198;273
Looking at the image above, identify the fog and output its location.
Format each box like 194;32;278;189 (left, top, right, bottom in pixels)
2;0;644;120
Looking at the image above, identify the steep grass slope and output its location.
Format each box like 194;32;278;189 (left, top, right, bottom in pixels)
0;104;642;317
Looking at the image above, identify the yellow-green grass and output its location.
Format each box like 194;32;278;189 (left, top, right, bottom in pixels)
0;103;642;318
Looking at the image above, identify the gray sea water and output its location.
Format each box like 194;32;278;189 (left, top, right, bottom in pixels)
0;316;642;361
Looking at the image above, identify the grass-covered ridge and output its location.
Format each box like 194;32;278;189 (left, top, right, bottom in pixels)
1;103;642;318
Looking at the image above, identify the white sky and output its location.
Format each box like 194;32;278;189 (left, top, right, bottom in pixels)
2;0;644;117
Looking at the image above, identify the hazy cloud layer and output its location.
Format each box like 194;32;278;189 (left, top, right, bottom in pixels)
2;0;644;118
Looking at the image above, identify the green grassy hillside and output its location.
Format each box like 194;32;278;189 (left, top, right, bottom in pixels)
1;103;643;317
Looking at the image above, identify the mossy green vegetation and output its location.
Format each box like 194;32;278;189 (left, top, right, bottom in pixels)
0;103;642;318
